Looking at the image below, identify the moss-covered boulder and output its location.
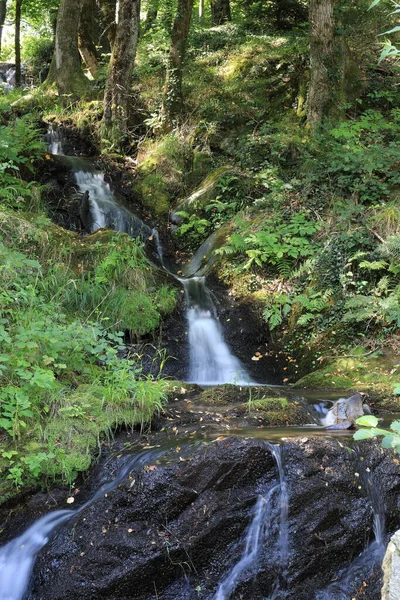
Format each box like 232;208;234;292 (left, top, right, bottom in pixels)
294;348;400;409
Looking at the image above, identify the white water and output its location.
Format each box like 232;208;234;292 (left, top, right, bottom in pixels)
46;124;63;156
46;125;152;239
0;448;166;600
0;510;74;600
215;443;288;600
183;277;251;385
215;486;279;600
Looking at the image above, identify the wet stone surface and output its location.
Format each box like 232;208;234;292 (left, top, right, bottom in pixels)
25;436;400;600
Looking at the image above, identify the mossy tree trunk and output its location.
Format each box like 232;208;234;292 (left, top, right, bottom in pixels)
14;0;22;86
0;0;7;57
78;0;99;76
98;0;117;50
161;0;194;126
144;0;158;32
102;0;140;151
308;0;339;127
55;0;89;101
210;0;231;25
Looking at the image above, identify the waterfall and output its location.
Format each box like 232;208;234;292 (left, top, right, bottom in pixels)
46;124;63;156
0;448;167;600
182;277;251;385
214;443;288;600
46;125;252;385
46;126;152;239
73;169;152;238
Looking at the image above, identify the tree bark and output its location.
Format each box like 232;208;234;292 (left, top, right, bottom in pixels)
199;0;204;22
98;0;117;49
0;1;7;57
79;0;99;76
307;0;337;127
161;0;194;125
210;0;231;25
143;0;158;32
15;0;23;86
102;0;140;150
55;0;89;100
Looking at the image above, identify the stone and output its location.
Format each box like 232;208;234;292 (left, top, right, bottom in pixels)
29;436;400;600
382;530;400;600
325;392;365;429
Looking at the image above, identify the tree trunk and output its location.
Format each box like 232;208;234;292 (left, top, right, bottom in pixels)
143;0;158;32
79;0;99;76
102;0;140;150
307;0;337;127
55;0;89;100
199;0;204;21
98;0;117;49
15;0;22;86
0;1;7;57
161;0;194;125
210;0;231;25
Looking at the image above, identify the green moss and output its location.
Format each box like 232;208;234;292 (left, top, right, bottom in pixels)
248;397;288;411
294;351;400;398
135;173;171;218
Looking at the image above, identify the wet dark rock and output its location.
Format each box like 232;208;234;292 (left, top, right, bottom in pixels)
29;436;400;600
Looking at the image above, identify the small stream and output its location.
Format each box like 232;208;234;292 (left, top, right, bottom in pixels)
0;126;395;600
46;124;250;386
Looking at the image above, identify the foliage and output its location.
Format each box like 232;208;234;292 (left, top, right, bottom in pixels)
354;415;400;452
217;211;321;272
0;117;45;208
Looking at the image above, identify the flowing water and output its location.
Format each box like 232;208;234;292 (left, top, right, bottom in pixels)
0;442;202;600
182;277;251;385
2;126;385;600
316;457;386;600
46;124;250;386
214;443;287;600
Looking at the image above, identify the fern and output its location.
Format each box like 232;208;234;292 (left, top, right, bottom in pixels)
359;259;388;270
277;259;293;278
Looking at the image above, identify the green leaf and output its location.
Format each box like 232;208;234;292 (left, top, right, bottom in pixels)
355;415;379;427
381;435;395;448
390;420;400;432
354;429;376;440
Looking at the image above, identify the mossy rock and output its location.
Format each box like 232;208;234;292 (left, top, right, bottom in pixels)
294;350;400;403
134;173;171;219
188;151;214;186
196;385;288;407
235;395;312;426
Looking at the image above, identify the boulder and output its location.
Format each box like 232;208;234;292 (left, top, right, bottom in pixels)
382;530;400;600
324;392;366;430
29;436;400;600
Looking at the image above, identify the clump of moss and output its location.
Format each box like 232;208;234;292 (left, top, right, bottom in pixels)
135;172;171;218
294;350;400;400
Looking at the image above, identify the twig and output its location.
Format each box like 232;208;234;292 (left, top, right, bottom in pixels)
317;347;381;362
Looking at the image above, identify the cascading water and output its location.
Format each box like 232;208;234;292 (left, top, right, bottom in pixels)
45;124;63;156
214;443;288;600
46;125;152;239
0;446;174;600
182;276;251;385
46;124;251;386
